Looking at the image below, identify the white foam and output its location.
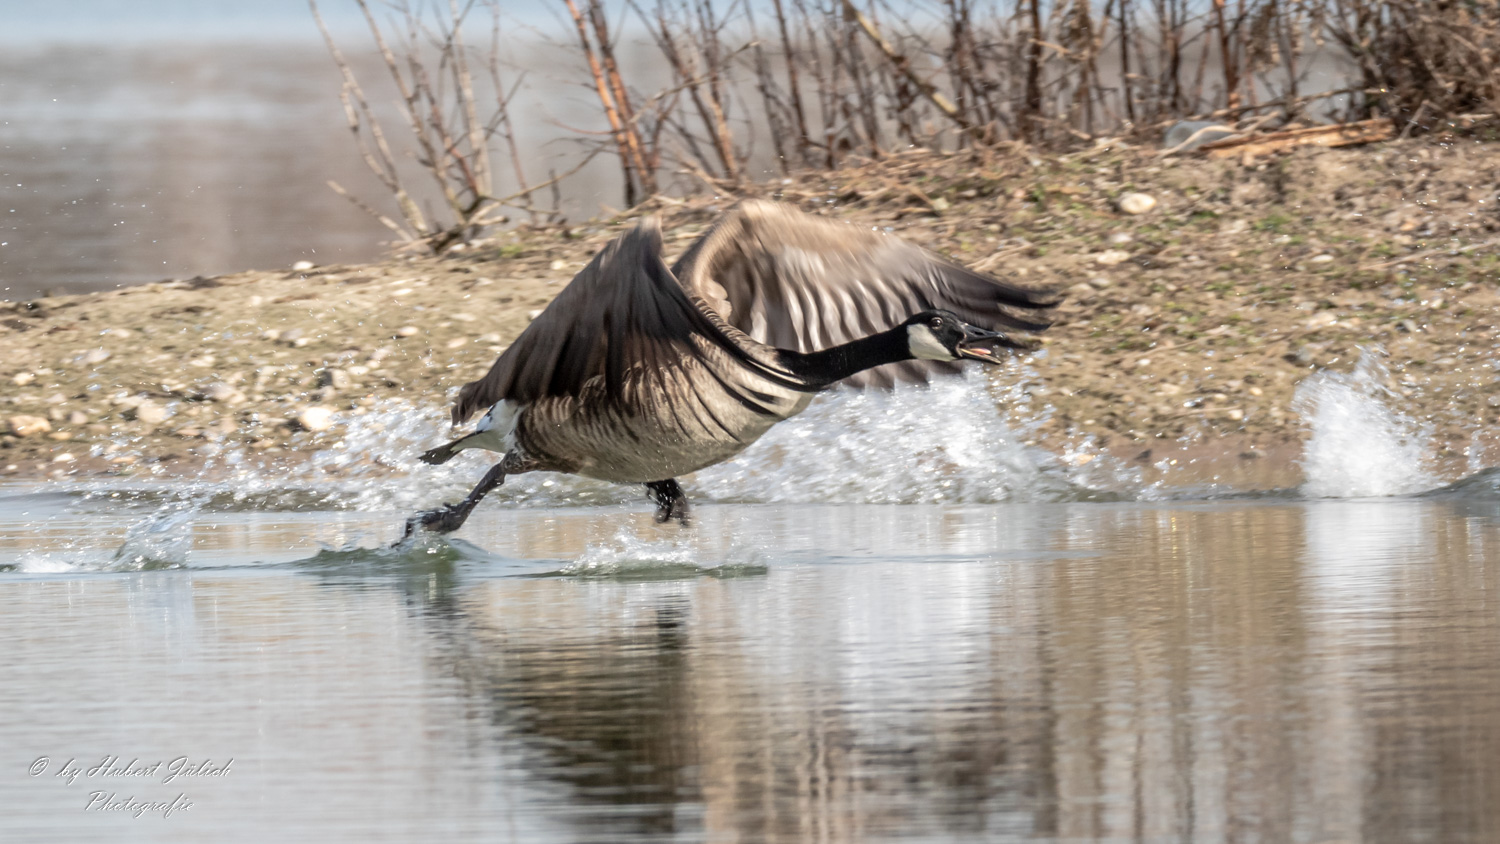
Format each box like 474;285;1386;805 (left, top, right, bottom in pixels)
695;370;1105;504
1294;349;1435;498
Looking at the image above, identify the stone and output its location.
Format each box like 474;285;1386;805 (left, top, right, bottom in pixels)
83;348;111;365
133;401;169;425
445;337;468;349
1309;254;1335;264
1118;192;1157;215
1095;249;1132;266
7;415;52;437
395;326;420;338
53;452;75;463
292;260;315;271
11;372;35;386
1108;232;1134;245
68;411;88;426
549;259;567;271
205;384;247;405
296;406;335;432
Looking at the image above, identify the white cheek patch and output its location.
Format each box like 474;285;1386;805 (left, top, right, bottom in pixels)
907;324;957;361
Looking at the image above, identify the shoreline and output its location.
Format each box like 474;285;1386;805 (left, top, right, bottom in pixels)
3;139;1498;490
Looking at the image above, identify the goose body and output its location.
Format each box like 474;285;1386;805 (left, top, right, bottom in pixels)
407;200;1054;533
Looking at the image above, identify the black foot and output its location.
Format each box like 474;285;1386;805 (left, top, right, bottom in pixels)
645;479;690;525
403;502;469;538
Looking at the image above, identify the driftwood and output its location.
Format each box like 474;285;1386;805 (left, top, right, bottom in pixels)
1198;118;1396;160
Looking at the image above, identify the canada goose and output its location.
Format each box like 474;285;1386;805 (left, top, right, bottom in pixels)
405;200;1055;534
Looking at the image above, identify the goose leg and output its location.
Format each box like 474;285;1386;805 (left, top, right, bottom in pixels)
645;479;690;525
405;461;507;537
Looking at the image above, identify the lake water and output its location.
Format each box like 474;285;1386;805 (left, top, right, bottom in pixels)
2;371;1499;841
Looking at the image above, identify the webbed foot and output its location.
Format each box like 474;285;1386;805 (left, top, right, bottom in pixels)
645;479;691;526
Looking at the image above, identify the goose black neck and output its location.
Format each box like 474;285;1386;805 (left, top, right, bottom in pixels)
783;325;914;389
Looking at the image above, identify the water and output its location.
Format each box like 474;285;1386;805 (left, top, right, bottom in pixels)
4;356;1500;841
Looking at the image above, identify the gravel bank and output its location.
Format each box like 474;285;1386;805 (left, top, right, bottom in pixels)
3;138;1498;488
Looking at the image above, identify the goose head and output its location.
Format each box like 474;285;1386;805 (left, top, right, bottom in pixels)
902;309;1022;364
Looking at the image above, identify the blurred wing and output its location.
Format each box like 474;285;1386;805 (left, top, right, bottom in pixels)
672;200;1057;388
451;220;779;424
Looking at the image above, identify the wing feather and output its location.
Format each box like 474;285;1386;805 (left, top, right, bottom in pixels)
450;219;790;424
673;200;1056;388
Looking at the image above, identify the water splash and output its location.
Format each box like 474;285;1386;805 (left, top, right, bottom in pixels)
9;497;201;573
560;527;768;579
108;502;199;570
1294;349;1435;498
695;370;1126;504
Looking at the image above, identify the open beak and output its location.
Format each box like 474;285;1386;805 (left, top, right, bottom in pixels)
956;323;1031;363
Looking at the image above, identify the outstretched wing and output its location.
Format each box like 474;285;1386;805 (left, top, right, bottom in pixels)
672;200;1057;388
450;220;782;424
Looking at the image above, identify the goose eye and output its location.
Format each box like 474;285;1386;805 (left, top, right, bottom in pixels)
928;317;943;329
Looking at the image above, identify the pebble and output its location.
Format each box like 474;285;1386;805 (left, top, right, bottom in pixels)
68;411;88;426
133;401;168;425
292;260;315;271
297;406;336;432
205;383;248;405
396;326;420;337
1309;254;1335;263
1067;282;1097;300
477;332;502;344
83;348;112;365
1095;249;1132;266
446;337;468;349
1118;193;1157;215
7;415;52;437
451;313;477;322
1305;312;1338;329
53;453;75;463
1107;232;1134;245
11;372;35;386
549;260;568;271
261;329;282;341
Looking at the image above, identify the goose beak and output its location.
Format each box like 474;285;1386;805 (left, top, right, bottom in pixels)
956;324;1016;363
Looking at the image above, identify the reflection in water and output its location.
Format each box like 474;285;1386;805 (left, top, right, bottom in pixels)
2;500;1499;842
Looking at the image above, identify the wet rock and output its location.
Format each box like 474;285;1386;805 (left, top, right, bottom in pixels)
53;452;75;463
83;348;112;365
1095;249;1132;266
395;326;420;338
1118;192;1158;215
296;406;336;432
68;410;88;426
445;337;468;349
11;372;35;386
7;415;52;437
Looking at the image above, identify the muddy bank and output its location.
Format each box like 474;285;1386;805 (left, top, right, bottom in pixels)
3;138;1498;489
